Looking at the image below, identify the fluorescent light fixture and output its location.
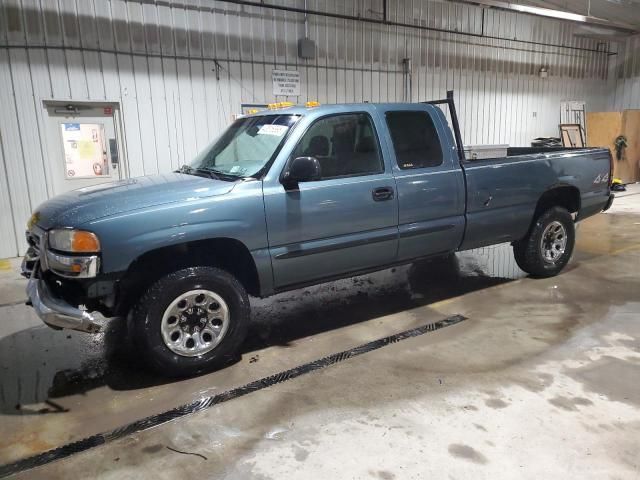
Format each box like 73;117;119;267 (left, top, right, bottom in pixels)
451;0;638;33
509;3;588;22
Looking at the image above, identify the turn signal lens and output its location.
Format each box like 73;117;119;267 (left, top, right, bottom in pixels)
72;231;100;252
49;229;101;253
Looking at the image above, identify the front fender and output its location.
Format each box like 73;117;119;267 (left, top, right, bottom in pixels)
83;180;270;276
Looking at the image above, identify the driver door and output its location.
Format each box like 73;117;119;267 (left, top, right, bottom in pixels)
264;112;399;290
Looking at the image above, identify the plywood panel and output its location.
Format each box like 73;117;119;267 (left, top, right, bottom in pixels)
622;109;640;182
586;111;623;179
588;110;640;183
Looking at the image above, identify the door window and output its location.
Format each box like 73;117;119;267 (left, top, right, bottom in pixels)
292;113;383;180
60;123;110;178
385;111;443;169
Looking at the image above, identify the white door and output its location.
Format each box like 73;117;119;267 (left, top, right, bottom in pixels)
44;102;127;195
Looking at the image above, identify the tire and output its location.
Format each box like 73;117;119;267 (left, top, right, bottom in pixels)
513;206;575;278
131;266;250;377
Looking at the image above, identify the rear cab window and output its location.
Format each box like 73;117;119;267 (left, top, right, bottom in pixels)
385;111;444;169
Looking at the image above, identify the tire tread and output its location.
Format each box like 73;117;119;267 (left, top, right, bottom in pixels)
513;206;575;278
130;266;250;377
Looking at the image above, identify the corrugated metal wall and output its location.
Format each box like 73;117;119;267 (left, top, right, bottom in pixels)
610;34;640;110
0;0;619;257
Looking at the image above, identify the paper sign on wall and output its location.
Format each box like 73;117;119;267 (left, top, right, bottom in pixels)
272;69;300;96
61;123;110;178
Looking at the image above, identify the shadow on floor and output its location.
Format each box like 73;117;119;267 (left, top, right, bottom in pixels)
0;244;525;415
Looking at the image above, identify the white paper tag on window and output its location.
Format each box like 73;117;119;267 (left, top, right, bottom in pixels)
258;124;288;136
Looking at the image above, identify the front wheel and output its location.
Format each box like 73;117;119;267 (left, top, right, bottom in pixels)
131;267;250;377
513;206;575;278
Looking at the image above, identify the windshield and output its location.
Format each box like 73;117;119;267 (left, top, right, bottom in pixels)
190;114;300;177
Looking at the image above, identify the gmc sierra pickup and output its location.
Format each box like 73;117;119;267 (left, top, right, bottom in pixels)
23;92;614;376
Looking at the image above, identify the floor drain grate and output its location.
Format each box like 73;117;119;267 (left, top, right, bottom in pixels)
0;314;467;478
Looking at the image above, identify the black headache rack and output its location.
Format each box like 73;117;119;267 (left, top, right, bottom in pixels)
424;90;466;163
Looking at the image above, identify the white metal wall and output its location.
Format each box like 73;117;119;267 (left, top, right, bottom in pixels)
0;0;619;257
610;34;640;110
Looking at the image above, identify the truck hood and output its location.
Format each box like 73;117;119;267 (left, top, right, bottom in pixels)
34;173;237;230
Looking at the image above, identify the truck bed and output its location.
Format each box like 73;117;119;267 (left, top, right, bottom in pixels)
459;147;612;250
506;146;596;157
463;146;600;160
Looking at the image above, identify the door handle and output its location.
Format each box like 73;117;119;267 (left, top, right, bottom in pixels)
372;186;394;202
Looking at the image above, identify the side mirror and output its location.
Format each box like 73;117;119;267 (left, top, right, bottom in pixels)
282;156;321;188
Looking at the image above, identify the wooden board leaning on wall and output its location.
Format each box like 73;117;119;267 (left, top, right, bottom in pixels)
586;110;640;183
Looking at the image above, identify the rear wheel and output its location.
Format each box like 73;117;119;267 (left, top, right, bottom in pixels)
513;206;575;278
131;266;250;377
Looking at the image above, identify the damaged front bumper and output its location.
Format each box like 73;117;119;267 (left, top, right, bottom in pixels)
26;272;104;333
23;253;106;334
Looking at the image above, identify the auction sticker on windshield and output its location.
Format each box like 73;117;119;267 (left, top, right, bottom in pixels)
258;124;288;136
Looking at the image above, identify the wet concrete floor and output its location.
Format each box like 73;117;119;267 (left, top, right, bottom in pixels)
0;195;639;478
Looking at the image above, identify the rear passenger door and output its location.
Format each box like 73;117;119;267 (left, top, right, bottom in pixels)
264;111;399;289
379;106;466;261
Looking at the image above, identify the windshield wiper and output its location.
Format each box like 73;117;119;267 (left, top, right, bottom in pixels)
198;167;243;181
177;164;211;177
194;167;222;180
177;164;241;181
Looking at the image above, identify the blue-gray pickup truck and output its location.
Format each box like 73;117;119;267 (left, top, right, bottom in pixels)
22;92;614;376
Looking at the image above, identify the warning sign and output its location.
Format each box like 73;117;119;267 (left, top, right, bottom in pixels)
272;69;300;96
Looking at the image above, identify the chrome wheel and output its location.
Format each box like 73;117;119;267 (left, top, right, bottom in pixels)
160;289;230;357
540;221;567;264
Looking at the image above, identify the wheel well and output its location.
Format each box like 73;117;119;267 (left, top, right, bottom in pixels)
534;186;580;219
116;238;260;315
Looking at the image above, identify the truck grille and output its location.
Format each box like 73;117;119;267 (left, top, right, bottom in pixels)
26;231;41;252
22;230;43;278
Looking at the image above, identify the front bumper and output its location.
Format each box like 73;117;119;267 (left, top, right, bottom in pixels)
26;273;104;333
22;226;108;333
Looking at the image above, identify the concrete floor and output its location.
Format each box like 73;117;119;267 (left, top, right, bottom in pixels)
1;184;639;479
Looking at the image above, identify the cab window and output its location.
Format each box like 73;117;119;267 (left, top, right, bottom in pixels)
385;111;444;169
292;113;383;180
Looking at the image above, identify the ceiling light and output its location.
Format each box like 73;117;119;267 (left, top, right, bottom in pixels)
509;4;588;22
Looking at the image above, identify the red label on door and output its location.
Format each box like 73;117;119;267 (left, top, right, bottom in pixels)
103;106;113;115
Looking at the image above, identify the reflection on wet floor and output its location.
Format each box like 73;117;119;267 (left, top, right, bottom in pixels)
0;243;524;418
1;210;638;467
248;243;526;351
1;211;634;423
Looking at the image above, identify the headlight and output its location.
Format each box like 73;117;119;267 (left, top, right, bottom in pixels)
27;211;40;230
48;229;101;253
